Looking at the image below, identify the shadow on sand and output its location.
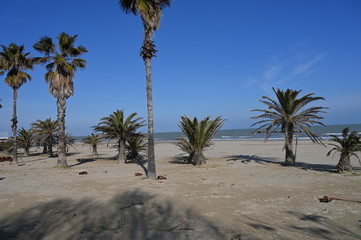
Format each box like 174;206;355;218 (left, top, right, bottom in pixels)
0;189;226;240
226;154;340;173
239;211;361;240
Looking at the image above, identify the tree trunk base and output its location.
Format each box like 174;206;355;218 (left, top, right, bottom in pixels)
193;152;206;165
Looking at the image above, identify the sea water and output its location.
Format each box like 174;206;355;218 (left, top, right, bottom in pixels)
154;124;361;142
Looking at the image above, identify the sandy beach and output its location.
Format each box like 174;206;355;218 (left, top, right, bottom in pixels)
0;140;360;240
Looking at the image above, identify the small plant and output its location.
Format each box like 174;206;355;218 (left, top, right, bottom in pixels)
0;140;13;153
82;133;101;156
17;127;34;156
327;127;361;172
177;116;224;165
126;134;147;160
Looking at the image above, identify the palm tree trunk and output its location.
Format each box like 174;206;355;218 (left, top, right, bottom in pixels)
193;151;206;165
57;97;67;167
12;88;18;165
118;139;126;163
92;144;98;156
25;147;30;156
144;57;156;179
284;124;295;166
337;153;352;172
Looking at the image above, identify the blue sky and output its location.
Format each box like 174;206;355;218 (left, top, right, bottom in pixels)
1;0;360;136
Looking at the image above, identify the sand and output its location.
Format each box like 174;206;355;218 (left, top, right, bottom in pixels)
0;140;360;240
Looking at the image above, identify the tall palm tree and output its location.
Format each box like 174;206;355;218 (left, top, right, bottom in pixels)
93;110;144;163
0;43;34;164
252;88;327;165
31;118;59;157
119;0;172;179
178;116;225;165
33;32;87;167
17;127;34;156
83;133;101;156
327;127;361;172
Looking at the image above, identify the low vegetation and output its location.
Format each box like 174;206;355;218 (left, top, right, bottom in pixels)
177;116;224;165
327;127;361;172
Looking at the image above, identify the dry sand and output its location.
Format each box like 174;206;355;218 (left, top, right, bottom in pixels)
0;140;360;240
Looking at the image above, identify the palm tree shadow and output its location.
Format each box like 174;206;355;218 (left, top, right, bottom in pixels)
293;162;338;173
227;155;342;173
169;155;190;164
284;211;361;239
0;189;226;240
226;155;280;165
69;158;98;167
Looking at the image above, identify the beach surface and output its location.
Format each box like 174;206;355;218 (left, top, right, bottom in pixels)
0;140;360;239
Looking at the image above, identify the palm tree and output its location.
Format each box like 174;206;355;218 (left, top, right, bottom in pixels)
31;118;59;157
251;88;327;166
17;127;34;156
119;0;172;179
178;116;225;165
126;134;147;160
0;43;34;164
33;32;87;167
327;127;361;172
93;110;144;163
83;133;101;156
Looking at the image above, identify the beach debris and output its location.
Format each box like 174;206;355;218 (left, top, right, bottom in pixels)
119;201;144;210
79;171;88;175
134;173;143;176
157;175;167;180
0;156;13;162
318;196;361;203
159;222;194;232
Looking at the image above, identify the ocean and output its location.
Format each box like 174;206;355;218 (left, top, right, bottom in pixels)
154;124;361;142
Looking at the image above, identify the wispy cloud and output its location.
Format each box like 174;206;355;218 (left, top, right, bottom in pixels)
246;42;326;91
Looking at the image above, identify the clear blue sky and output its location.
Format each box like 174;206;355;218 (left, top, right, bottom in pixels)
1;0;361;136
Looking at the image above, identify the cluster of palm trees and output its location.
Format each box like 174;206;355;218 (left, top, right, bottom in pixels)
4;118;74;158
92;110;145;163
1;0;171;179
82;113;148;163
0;33;87;168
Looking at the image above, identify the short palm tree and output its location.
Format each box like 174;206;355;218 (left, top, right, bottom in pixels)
327;127;361;172
126;134;147;160
93;110;144;163
119;0;172;179
0;43;35;164
83;133;101;156
178;116;224;165
33;32;87;167
252;88;327;165
31;118;59;157
17;127;34;156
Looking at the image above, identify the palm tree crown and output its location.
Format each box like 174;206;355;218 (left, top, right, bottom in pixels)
327;127;361;172
33;32;87;99
94;110;144;163
119;0;172;40
252;88;327;165
0;43;33;89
